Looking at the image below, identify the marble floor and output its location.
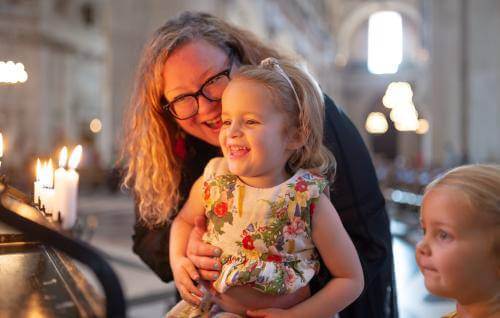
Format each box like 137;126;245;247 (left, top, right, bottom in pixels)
76;191;455;317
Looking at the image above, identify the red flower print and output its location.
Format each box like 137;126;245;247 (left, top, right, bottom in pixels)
204;186;211;201
242;235;255;250
295;180;308;192
214;202;228;217
310;202;316;217
266;254;282;263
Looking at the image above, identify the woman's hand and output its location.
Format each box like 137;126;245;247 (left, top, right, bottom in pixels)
171;256;204;306
186;215;222;281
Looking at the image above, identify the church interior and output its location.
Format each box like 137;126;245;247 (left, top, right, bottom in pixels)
0;0;499;317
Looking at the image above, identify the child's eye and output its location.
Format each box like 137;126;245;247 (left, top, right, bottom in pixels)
245;119;259;125
421;227;426;235
222;120;231;126
437;230;451;241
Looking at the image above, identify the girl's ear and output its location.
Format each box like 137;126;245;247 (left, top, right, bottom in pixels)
286;127;305;151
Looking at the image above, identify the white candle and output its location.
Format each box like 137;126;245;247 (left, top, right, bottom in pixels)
62;145;82;229
34;158;42;205
42;159;55;218
54;147;68;224
39;161;47;209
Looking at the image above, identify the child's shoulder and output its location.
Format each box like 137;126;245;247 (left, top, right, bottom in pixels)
292;169;329;195
296;169;329;185
203;157;231;179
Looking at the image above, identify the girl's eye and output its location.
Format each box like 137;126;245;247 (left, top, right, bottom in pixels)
421;227;426;235
437;230;451;241
245;119;259;125
222;120;231;126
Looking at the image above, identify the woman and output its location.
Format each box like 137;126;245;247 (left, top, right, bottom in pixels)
122;11;397;318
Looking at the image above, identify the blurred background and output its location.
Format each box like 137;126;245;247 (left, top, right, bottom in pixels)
0;0;498;317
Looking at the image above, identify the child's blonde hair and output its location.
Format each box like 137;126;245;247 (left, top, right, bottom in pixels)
233;58;336;177
121;12;289;227
425;164;500;256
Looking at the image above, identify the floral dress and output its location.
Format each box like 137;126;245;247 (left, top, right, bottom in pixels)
167;157;328;318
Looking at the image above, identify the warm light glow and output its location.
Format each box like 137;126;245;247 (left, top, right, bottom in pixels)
36;158;41;181
89;118;102;133
68;145;82;170
368;11;403;74
59;146;68;168
382;82;413;109
0;60;28;84
391;102;419;131
365;112;389;134
416;118;429;134
389;101;418;123
382;82;421;132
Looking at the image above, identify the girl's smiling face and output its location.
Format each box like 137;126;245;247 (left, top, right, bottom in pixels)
219;79;296;188
415;187;500;304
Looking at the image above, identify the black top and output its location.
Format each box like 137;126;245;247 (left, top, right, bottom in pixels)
132;95;398;318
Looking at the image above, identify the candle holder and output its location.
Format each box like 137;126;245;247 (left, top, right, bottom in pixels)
0;180;126;317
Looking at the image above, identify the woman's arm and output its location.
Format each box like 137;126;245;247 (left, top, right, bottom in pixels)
247;193;364;318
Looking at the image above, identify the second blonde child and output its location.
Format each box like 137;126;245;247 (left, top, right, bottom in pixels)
416;164;500;318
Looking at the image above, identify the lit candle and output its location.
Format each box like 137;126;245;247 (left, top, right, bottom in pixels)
39;161;47;208
41;159;55;217
63;145;82;229
34;158;42;205
54;147;68;224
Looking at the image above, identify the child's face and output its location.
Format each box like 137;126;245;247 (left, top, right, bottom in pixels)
416;187;499;303
219;79;294;188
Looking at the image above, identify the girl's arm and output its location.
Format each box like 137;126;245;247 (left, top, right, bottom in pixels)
169;177;206;305
248;193;364;318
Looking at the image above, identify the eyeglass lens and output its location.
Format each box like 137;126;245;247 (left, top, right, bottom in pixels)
170;72;230;119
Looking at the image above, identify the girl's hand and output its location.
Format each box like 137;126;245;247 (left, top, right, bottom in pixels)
171;256;204;306
186;215;222;281
246;308;291;318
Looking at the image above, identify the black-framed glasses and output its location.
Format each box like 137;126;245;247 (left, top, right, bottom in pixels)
162;62;232;120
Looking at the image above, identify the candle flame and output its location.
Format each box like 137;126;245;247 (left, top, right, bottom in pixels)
68;145;82;170
36;158;41;181
59;146;68;168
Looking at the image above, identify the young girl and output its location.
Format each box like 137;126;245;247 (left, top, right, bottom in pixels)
416;164;500;318
168;58;364;317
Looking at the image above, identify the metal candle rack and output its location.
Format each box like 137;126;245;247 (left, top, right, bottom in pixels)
0;177;126;317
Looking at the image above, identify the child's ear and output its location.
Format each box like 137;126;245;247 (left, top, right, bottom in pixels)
286;128;305;150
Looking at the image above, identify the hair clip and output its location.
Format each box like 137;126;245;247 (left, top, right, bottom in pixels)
259;57;301;108
260;57;280;68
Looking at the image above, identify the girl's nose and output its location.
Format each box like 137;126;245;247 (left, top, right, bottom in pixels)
416;239;430;256
228;121;242;138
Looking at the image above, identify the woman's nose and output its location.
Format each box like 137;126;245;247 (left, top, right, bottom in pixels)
197;94;219;116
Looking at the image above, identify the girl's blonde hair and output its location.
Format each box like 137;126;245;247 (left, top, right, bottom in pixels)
233;59;336;176
425;164;500;255
121;12;290;228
